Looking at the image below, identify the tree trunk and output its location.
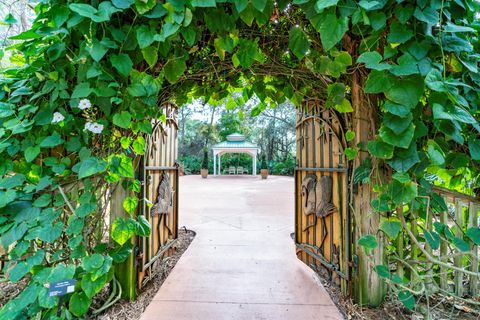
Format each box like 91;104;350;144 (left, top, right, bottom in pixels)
347;37;386;307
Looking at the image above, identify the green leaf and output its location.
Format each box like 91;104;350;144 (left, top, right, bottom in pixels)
365;70;393;93
135;215;151;236
425;68;447;92
136;25;155;49
135;0;156;14
384;112;413;135
164;56;187;83
387;21;413;44
424;230;440;250
72;157;108;179
192;0;216;7
466;227;480;245
388;180;417;206
109;154;134;178
453;237;470;252
386;143;420;172
87;39;108;62
334;99;353;113
110;54;133;77
358;235;378;253
83;253;104;271
359;0;386;10
82;273;108;299
112;0;134;9
345;130;355;142
373;264;390;278
432;104;477;124
71;82;92;98
318;13;348;51
368;139;394;159
142;46;158;67
24;146;40;163
398;290;415;310
380;220;401;240
9;261;30;282
113;111;132;129
384;100;411;118
111;217;136;245
69;292;91;317
251;0;267;11
123;196;138;214
75;203;96;217
344;147;358;160
427;140;445;165
133;136;145;155
392;172;410;183
3;13;17;25
69;3;97;19
0;102;15;118
379;124;415;149
288;27;310;60
357;51;390;71
385;77;424;109
315;0;339;11
40;133;64;148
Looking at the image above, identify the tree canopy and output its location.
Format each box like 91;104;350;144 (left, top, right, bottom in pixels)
0;0;479;317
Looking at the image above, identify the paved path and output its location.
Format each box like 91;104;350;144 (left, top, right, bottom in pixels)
141;175;343;320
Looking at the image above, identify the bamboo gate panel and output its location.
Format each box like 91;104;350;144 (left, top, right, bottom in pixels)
137;103;179;289
294;100;351;294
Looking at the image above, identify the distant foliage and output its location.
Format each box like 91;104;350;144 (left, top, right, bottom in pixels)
0;0;478;318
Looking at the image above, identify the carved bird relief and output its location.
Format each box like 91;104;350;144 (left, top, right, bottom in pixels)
151;173;173;217
301;174;337;219
301;174;337;251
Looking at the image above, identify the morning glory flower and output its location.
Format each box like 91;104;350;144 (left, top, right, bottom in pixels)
84;122;104;134
78;99;92;110
51;112;65;123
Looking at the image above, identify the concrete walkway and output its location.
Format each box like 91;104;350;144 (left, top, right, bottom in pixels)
141;175;343;320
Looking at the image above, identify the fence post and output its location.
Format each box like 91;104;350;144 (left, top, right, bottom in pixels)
469;202;478;296
454;199;464;297
110;181;137;300
439;204;448;291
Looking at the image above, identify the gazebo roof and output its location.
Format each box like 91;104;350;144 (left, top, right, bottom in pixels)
212;133;259;150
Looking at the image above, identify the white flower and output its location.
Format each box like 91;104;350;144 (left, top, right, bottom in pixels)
84;122;104;134
52;112;65;123
78;99;92;110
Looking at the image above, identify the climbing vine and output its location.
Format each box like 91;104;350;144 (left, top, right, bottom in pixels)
0;0;479;318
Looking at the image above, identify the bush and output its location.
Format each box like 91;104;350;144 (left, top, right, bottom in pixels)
260;154;268;170
201;148;208;169
270;157;296;176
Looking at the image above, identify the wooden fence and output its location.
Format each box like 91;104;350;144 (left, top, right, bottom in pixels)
396;186;479;297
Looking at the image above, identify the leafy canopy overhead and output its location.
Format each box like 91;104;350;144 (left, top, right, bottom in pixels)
1;0;480;317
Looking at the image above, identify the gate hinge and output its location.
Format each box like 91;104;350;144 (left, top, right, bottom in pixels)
134;246;143;268
352;254;359;274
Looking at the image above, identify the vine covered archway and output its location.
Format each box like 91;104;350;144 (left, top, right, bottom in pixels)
0;0;479;318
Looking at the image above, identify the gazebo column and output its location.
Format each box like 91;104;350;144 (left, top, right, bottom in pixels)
218;153;221;175
213;150;217;176
252;153;257;176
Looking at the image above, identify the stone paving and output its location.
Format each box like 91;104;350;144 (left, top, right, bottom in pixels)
141;175;343;320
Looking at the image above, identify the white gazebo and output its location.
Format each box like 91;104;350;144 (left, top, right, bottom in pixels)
212;133;260;176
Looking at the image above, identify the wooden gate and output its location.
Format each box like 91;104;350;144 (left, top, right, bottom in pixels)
137;103;179;288
294;100;351;294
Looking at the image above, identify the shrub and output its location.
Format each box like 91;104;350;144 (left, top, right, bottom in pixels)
201;148;208;170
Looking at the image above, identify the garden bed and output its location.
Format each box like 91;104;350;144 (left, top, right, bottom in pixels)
92;228;195;319
318;275;480;320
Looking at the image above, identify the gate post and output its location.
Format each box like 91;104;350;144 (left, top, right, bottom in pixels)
110;181;137;300
351;64;386;306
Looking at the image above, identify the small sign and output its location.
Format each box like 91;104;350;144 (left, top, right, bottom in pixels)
48;279;76;297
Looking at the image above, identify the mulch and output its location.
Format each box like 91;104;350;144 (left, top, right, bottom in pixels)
93;228;195;320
